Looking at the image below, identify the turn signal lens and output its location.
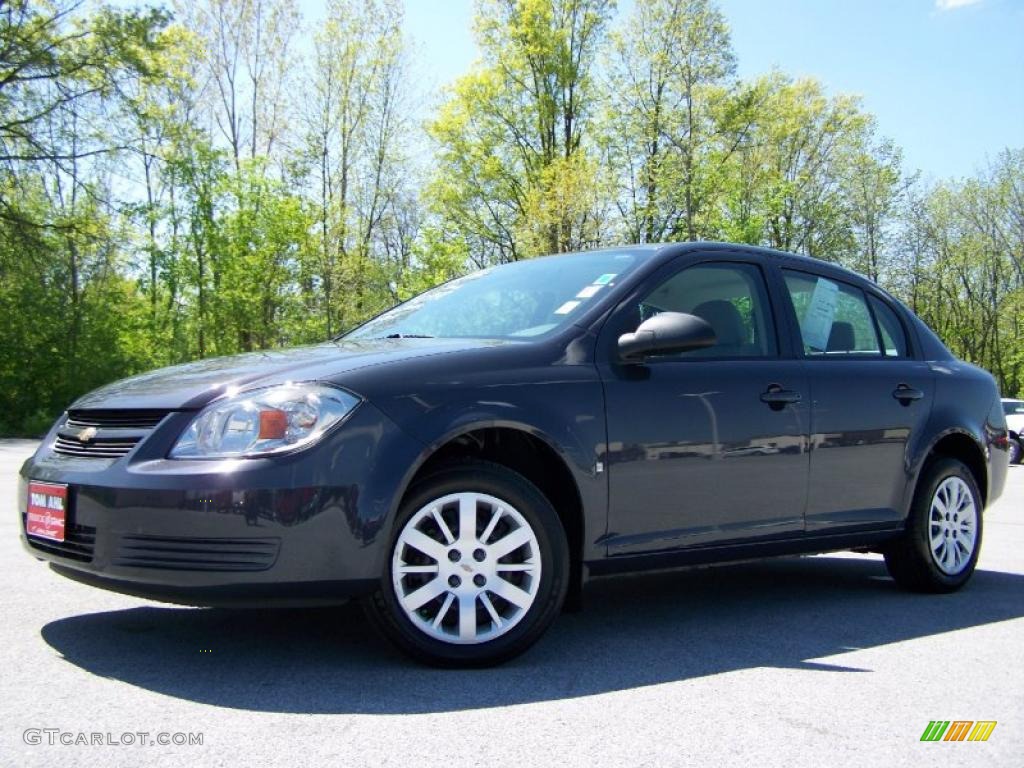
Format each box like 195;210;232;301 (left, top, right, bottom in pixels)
258;409;288;439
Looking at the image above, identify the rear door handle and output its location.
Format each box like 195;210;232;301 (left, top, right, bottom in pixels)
892;384;924;404
760;385;801;410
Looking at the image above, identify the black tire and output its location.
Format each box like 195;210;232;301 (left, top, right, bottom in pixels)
1009;437;1022;465
362;460;569;667
884;457;983;593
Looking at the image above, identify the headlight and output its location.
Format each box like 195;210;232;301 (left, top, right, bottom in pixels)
170;383;361;459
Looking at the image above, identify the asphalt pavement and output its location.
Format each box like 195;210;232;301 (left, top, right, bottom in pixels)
1;438;1021;767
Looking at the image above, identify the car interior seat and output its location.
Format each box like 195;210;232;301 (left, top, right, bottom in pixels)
692;300;747;355
826;321;855;352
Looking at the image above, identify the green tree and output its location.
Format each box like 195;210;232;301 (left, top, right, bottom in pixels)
300;0;414;335
121;23;204;363
603;0;738;243
427;0;614;263
0;1;170;435
176;0;300;169
842;136;907;283
729;75;870;259
216;160;317;350
2;0;1022;435
894;151;1024;396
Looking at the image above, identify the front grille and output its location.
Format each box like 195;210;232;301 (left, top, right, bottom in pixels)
112;535;280;572
53;435;140;458
52;409;172;459
24;521;96;563
65;409;170;430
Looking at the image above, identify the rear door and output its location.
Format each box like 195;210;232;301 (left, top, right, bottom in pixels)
780;269;934;532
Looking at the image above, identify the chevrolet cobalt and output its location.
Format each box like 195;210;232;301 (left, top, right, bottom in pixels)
19;243;1010;666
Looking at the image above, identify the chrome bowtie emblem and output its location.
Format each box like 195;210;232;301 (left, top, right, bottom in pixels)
77;427;97;443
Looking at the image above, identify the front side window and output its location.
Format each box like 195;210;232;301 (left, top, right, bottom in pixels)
634;262;777;358
783;271;882;356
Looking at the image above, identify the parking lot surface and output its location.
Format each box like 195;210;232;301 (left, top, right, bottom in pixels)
2;438;1020;767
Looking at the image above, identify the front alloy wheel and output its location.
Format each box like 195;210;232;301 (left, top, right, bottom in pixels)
391;491;542;644
364;460;569;666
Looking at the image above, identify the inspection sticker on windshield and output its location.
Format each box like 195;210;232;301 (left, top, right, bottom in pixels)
555;300;581;315
801;277;839;351
592;273;617;285
576;285;601;299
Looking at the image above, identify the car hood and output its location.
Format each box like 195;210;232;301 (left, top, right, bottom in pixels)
69;338;511;411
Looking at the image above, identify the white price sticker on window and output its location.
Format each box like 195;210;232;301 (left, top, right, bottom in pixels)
801;278;839;351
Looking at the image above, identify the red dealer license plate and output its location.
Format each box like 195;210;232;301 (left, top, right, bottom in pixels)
26;482;68;542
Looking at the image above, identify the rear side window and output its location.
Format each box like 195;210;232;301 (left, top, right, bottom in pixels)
868;295;908;357
783;271;881;356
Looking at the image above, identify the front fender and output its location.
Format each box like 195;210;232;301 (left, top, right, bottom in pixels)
365;369;608;572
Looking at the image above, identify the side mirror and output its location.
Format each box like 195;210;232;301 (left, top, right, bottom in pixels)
617;312;717;361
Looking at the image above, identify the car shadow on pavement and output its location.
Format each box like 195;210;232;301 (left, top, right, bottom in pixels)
40;555;1024;714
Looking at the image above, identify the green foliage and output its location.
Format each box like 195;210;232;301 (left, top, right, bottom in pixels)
0;0;1021;436
602;0;737;243
0;175;153;435
428;0;614;263
896;150;1024;396
0;1;174;434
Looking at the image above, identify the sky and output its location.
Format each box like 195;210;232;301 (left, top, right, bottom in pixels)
366;0;1024;181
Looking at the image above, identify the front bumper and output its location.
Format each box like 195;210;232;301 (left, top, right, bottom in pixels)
17;402;424;606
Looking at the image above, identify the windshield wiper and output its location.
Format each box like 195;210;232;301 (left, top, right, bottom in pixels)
382;333;434;339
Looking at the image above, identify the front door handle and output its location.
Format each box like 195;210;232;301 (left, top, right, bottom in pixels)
892;384;924;404
760;384;801;410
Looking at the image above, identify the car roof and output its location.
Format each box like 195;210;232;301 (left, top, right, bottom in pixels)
642;241;895;294
543;242;877;285
543;242;894;301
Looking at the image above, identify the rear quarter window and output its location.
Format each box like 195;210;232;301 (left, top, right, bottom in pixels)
868;295;909;357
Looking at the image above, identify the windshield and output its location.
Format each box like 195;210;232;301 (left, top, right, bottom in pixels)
1004;400;1024;415
344;249;649;340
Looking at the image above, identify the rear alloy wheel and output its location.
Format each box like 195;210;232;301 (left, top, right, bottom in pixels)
884;457;983;592
363;461;568;666
926;476;979;575
1009;437;1022;465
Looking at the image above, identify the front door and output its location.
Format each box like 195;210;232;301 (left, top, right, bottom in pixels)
598;257;811;556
